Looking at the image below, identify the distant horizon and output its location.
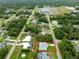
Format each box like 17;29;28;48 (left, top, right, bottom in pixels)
0;0;79;7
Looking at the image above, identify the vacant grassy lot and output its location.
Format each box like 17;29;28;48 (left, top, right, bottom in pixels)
10;46;22;59
47;46;58;59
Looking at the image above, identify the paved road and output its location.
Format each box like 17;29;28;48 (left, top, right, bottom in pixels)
27;6;38;24
5;6;38;59
46;14;62;59
56;25;79;29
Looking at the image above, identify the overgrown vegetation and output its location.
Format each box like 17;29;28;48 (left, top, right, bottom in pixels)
54;22;79;40
51;13;79;24
0;46;12;59
25;24;41;34
5;18;27;37
33;34;53;42
58;40;78;59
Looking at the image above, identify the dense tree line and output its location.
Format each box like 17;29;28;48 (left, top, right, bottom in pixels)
54;22;79;40
51;13;79;24
37;14;48;23
25;24;41;34
58;40;79;59
33;34;53;42
0;47;8;59
5;18;27;37
0;7;6;14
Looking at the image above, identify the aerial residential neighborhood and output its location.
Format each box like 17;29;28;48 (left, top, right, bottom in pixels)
0;0;79;59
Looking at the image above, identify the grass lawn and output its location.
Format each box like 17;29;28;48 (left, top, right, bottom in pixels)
53;53;58;59
11;37;17;40
55;6;70;16
10;46;22;59
24;52;33;59
20;33;27;40
47;46;58;59
2;45;12;59
24;52;37;59
0;36;5;43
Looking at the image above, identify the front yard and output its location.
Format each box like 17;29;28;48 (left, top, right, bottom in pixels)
47;46;58;59
10;46;22;59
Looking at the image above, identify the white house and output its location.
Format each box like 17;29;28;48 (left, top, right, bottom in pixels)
65;6;75;11
22;43;31;49
52;20;58;26
22;36;32;49
22;36;32;42
37;7;50;14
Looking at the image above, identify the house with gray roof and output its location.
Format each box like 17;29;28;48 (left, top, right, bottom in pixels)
38;42;50;59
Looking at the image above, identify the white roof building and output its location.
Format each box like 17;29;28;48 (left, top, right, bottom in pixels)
52;20;58;26
22;43;31;49
22;36;32;49
22;54;25;58
65;6;75;11
37;7;50;14
40;31;47;35
49;44;54;46
73;10;79;13
22;36;32;42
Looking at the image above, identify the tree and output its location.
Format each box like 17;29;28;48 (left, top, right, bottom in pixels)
25;24;41;34
5;18;27;37
33;34;52;42
0;47;8;59
58;40;77;59
38;15;48;23
54;21;79;40
4;16;9;19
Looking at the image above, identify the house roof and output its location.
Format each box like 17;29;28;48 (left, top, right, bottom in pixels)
22;43;30;49
38;52;50;59
39;42;48;50
22;36;32;42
